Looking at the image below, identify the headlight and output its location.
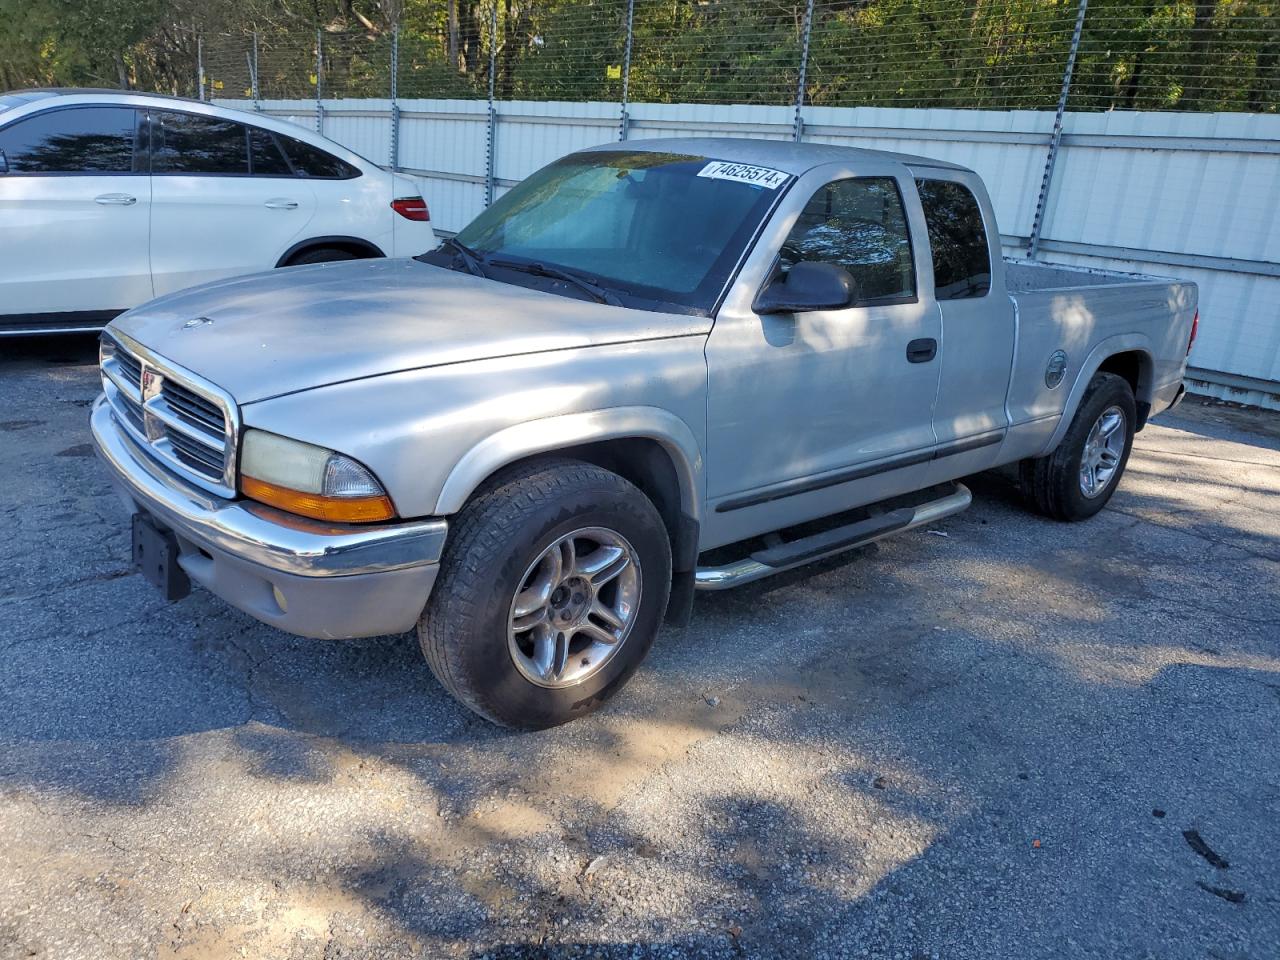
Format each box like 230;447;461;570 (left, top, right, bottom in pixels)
239;429;395;523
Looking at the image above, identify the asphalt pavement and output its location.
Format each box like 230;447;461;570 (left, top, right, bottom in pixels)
1;335;1277;959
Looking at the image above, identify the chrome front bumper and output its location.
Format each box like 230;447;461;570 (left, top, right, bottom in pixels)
91;395;447;638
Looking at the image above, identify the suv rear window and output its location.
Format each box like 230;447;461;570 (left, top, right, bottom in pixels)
915;179;991;300
151;110;249;175
248;127;293;176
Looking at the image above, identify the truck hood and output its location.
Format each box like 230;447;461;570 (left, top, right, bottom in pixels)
109;258;712;404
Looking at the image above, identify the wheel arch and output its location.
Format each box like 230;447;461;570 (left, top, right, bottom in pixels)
1039;336;1155;456
1096;349;1156;430
275;235;386;267
433;408;704;571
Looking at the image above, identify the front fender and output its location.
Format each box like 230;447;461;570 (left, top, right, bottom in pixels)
434;406;705;523
238;336;710;521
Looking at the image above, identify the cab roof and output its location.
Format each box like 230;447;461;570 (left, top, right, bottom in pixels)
581;136;973;177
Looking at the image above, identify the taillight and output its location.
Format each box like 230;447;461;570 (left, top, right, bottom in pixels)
1187;309;1199;355
391;197;429;222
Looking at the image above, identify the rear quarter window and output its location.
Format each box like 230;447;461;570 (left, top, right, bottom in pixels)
915;178;991;300
276;135;359;179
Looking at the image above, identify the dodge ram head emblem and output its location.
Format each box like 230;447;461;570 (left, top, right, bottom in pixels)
140;367;161;399
182;316;214;329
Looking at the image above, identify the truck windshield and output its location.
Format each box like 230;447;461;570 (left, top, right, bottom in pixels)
428;150;791;314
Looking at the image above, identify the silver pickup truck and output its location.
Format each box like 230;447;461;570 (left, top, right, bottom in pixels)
91;138;1197;727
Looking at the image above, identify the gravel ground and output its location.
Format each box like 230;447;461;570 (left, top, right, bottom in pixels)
1;335;1277;960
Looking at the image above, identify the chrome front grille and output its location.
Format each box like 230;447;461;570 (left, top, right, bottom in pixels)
100;333;238;497
114;348;143;387
161;381;224;438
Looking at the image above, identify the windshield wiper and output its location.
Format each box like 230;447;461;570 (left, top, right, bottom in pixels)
489;258;623;307
436;236;489;278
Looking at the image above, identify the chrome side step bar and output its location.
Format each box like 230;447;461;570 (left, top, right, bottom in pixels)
694;483;972;591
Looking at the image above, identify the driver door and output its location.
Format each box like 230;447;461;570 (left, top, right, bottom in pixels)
704;172;943;547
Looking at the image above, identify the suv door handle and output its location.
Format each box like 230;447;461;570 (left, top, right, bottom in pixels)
265;198;299;210
906;338;938;363
95;193;137;205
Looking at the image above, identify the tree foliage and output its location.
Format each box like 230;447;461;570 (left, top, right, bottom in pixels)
0;0;1275;112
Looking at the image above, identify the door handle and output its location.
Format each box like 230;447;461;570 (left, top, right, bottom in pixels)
265;198;299;210
95;193;137;205
906;338;938;363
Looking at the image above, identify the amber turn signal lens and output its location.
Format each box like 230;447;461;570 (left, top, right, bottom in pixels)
241;475;395;523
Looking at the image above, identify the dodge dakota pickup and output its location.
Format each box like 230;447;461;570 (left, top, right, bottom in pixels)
91;138;1198;728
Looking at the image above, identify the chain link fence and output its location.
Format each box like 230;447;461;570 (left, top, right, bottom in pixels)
195;0;1279;114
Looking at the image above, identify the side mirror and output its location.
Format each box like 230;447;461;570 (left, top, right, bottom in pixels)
0;150;7;174
753;261;855;315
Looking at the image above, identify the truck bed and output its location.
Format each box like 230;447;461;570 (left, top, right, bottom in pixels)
1001;257;1197;464
1004;258;1174;293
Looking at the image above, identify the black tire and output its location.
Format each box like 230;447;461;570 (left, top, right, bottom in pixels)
284;246;360;266
1020;372;1137;522
419;458;672;729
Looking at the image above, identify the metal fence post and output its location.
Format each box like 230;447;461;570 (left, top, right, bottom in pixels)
1027;0;1088;259
485;1;499;206
389;24;401;171
197;33;205;101
315;28;325;134
619;0;635;141
249;30;261;111
793;0;815;142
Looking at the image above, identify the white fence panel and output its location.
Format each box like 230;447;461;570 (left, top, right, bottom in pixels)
396;99;491;229
318;99;393;165
233;99;321;132
495;101;620;180
802;106;1056;239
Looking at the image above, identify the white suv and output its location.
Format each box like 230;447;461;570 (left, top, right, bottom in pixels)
0;89;435;336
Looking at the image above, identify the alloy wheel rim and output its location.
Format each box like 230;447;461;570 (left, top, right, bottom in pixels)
1079;404;1126;499
507;526;642;688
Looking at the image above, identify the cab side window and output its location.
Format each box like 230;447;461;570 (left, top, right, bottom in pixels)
0;107;139;174
915;178;991;300
779;176;916;305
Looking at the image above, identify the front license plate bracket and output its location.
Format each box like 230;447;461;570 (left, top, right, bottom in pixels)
131;513;192;601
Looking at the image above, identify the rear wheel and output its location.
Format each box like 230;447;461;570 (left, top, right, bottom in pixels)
1020;372;1136;522
418;459;671;728
283;246;361;267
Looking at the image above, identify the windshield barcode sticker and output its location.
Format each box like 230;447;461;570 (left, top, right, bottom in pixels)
697;161;789;190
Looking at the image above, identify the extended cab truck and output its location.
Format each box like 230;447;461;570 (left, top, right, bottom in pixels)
90;139;1197;728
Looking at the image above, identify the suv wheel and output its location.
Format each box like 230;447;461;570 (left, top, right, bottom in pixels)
284;246;360;266
1020;372;1137;521
418;459;672;728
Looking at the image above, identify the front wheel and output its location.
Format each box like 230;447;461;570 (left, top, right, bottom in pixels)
1020;372;1137;522
418;459;672;728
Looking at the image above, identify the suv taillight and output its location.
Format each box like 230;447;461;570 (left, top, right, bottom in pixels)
391;197;429;222
1187;309;1199;355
